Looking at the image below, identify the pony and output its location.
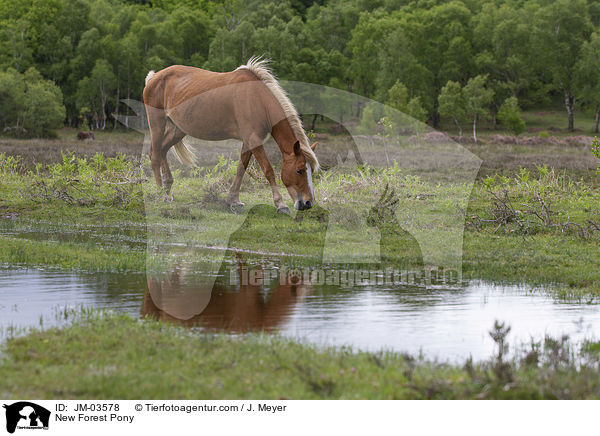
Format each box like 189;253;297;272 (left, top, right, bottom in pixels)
142;57;319;212
76;131;94;140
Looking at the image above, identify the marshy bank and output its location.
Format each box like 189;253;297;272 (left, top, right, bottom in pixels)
1;265;600;363
1;148;599;293
2;311;600;399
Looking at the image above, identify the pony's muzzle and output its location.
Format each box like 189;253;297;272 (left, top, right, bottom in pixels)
295;199;313;211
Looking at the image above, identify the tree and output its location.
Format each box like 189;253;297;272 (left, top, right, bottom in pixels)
438;80;466;139
0;68;25;128
385;2;475;126
472;3;535;99
533;0;592;132
405;96;427;139
0;19;33;72
386;80;408;112
76;59;116;129
21;73;66;137
384;80;408;130
347;11;396;97
320;77;354;126
472;4;537;128
497;97;525;137
575;32;600;133
357;101;382;135
305;1;359;54
0;67;65;137
463;75;493;143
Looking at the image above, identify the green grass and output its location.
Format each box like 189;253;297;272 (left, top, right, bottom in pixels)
2;312;600;399
463;234;600;297
0;236;145;272
520;109;597;135
1;151;600;294
435;108;599;137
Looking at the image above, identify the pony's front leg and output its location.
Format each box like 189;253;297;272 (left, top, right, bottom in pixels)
252;145;289;214
227;148;252;213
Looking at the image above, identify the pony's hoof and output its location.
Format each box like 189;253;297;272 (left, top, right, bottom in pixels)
277;206;291;214
229;202;245;214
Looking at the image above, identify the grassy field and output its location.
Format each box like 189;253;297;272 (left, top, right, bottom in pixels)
1;134;599;293
2;311;600;399
435;108;599;138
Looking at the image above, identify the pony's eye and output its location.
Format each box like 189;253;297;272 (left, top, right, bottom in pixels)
296;169;304;175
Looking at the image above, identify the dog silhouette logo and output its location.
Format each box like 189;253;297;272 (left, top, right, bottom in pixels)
3;402;50;434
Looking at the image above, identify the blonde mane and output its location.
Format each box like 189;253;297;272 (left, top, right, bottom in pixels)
237;56;319;172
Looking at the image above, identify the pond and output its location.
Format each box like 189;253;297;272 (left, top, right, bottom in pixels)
2;265;599;361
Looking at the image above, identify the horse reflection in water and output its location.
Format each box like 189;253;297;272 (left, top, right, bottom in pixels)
143;261;312;331
141;135;425;330
142;204;328;331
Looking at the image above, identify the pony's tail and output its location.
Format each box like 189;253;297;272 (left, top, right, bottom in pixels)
171;138;198;166
145;70;155;85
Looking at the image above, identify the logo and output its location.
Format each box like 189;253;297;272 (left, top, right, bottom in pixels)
3;402;50;434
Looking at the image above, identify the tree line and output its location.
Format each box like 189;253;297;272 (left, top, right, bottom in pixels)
1;0;600;137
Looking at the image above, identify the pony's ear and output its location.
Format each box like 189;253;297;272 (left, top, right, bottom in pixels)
311;142;318;151
293;140;300;155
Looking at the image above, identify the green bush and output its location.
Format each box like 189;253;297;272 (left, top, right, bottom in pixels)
0;68;65;138
358;102;383;135
592;137;600;173
497;97;526;136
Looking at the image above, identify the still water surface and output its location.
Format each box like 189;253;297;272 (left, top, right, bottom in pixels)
2;267;599;361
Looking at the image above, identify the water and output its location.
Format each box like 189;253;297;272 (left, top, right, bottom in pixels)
0;269;145;332
1;267;599;361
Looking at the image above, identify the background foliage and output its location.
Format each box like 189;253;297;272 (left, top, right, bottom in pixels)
1;0;600;136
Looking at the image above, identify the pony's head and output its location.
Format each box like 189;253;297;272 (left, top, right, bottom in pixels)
281;141;318;210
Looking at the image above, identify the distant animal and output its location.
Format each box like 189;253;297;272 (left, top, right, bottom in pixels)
77;131;94;140
142;56;319;212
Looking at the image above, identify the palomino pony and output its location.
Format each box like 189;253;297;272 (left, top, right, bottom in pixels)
142;57;319;212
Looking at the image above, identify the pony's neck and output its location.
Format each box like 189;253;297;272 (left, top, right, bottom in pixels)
271;119;297;156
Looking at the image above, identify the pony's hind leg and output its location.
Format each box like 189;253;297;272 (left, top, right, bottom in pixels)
251;144;289;213
147;107;166;190
227;145;252;213
158;118;185;200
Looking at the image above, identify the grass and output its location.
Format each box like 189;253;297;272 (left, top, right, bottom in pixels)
0;128;143;167
0;236;145;272
2;312;600;399
1;147;600;294
520;109;598;135
435;107;599;138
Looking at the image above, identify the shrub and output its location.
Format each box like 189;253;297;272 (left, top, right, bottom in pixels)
358;102;383;135
497;97;525;136
0;68;66;138
592;137;600;173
